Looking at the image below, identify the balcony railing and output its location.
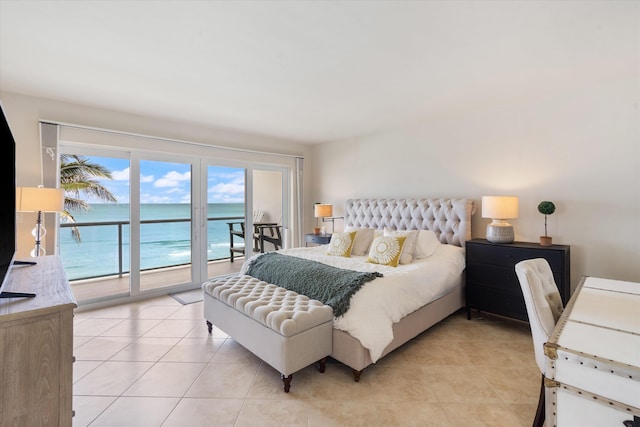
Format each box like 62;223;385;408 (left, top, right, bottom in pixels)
60;215;243;281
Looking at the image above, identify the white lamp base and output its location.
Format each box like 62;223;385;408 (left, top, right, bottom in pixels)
486;221;514;244
30;211;47;257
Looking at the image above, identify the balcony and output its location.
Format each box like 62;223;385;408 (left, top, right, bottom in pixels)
60;216;246;304
68;259;243;302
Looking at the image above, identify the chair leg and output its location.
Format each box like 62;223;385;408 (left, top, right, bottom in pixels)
533;374;545;427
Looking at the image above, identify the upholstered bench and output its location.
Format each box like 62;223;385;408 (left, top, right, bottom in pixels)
202;275;333;392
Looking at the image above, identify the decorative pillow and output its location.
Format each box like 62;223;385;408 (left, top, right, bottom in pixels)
415;230;442;259
326;231;357;257
383;229;419;264
344;226;375;256
366;235;407;267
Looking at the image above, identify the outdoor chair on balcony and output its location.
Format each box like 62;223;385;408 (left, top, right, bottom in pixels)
228;210;280;262
255;223;283;253
228;221;249;262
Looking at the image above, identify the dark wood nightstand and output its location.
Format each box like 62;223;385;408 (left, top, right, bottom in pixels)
465;238;570;321
305;233;331;246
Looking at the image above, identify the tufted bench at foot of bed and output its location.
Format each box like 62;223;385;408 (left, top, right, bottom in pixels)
202;275;334;392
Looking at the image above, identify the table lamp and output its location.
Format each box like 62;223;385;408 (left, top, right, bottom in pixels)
16;186;65;256
314;203;332;235
482;196;518;243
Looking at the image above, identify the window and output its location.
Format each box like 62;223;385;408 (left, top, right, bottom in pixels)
46;122;302;305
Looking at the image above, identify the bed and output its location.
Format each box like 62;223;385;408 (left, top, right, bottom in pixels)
240;198;475;380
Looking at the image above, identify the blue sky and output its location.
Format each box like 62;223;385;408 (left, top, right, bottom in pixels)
84;156;245;204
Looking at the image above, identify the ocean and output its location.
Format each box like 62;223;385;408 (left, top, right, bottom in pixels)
59;203;244;280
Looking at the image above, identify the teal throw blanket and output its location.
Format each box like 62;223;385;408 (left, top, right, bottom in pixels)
246;252;383;317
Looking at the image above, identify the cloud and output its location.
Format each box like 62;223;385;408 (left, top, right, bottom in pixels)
209;181;245;195
207;173;245;203
155;170;191;188
111;167;130;181
217;194;244;203
112;168;154;184
209;174;245;194
104;167;154;186
140;193;174;204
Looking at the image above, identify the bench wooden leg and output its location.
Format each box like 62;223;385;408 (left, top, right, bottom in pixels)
206;321;212;334
281;374;293;393
316;357;327;373
352;369;362;382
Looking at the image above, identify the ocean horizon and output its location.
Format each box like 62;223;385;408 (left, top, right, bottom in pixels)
59;203;244;280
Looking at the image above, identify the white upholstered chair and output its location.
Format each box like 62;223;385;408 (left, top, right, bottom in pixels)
515;258;564;427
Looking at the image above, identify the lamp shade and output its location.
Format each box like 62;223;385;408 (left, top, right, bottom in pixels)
16;187;65;212
481;196;518;219
482;196;518;244
314;204;333;218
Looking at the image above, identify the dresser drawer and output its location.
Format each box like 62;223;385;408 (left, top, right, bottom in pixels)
467;264;566;296
466;264;517;291
466;285;527;321
467;243;565;272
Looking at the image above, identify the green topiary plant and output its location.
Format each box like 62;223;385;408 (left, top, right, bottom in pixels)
537;201;556;245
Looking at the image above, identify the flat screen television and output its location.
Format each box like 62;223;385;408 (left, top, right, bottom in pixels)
0;101;36;298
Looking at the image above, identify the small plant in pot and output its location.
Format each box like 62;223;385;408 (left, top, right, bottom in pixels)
538;201;556;246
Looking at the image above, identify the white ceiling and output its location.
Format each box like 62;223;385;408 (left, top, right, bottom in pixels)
0;1;637;143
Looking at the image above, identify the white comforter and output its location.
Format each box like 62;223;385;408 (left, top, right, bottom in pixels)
241;244;465;363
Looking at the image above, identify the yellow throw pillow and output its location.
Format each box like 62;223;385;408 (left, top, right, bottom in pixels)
326;231;357;257
383;228;419;264
366;235;407;267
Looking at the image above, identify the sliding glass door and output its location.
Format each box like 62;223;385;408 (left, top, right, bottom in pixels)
204;164;246;280
137;157;194;292
58;150;131;302
59;148;209;302
251;168;286;253
58;140;293;305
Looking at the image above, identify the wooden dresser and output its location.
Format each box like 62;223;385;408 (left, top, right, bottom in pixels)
0;256;76;427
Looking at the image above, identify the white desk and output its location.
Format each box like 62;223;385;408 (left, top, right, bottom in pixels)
544;276;640;426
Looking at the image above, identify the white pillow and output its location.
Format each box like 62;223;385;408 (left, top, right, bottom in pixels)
415;230;441;259
344;226;375;256
383;228;419;264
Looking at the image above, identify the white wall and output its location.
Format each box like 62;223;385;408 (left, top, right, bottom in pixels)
253;170;283;224
4;76;638;290
1;91;311;258
310;77;640;290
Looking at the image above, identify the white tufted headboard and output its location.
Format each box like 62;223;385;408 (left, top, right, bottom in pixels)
344;198;475;247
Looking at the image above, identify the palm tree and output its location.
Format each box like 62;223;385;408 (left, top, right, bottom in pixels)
60;154;117;241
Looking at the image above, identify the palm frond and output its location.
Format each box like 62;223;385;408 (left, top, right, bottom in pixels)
59;154;119;243
60;210;81;242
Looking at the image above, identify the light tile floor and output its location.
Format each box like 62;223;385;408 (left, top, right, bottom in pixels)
73;296;540;426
